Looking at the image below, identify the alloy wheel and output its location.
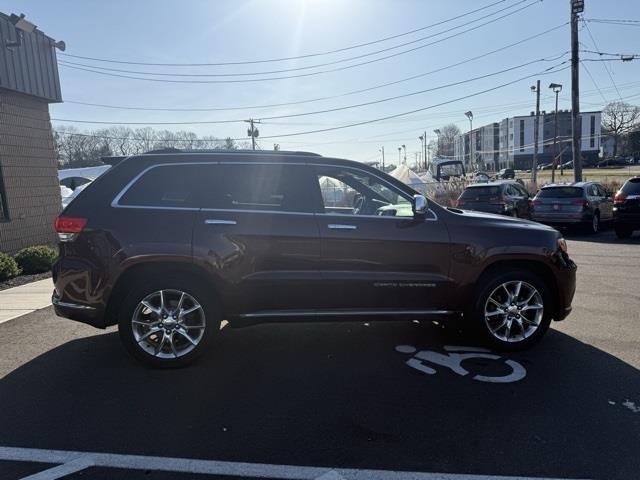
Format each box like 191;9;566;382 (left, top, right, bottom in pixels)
131;289;206;359
484;281;544;343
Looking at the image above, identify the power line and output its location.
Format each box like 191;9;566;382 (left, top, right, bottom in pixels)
584;18;640;27
62;23;568;113
58;0;533;78
56;0;512;67
57;1;541;84
51;55;568;126
580;61;608;103
53;62;570;141
581;19;623;101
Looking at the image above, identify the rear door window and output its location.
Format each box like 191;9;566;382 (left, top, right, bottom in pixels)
201;163;318;213
537;187;583;198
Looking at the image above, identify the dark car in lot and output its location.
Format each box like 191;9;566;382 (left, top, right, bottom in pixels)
496;168;515;179
530;182;614;233
613;177;640;238
456;181;531;218
52;150;576;367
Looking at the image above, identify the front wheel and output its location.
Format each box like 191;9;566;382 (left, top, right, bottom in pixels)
471;270;552;351
118;276;220;368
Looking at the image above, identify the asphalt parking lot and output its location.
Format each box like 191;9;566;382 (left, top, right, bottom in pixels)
0;229;638;480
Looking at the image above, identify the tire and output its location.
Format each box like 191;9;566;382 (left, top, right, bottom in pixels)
510;209;519;218
614;225;633;239
118;275;220;368
470;269;552;351
586;212;600;234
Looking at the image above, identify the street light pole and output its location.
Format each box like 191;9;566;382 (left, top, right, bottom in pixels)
549;83;563;182
379;146;385;171
398;147;401;164
402;144;407;165
465;111;473;170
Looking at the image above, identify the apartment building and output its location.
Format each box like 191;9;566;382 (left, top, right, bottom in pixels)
455;111;601;171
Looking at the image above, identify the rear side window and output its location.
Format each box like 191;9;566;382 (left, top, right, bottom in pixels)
201;164;318;213
621;178;640;195
461;186;501;199
537;187;583;198
118;165;206;208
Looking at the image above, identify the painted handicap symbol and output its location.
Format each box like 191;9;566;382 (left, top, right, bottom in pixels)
395;345;526;383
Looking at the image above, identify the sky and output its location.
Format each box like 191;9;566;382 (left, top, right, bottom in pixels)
3;0;640;164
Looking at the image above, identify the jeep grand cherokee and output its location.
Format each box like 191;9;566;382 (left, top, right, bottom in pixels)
52;150;576;368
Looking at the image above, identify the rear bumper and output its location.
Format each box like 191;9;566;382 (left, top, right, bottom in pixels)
613;210;640;228
52;292;106;328
531;212;590;225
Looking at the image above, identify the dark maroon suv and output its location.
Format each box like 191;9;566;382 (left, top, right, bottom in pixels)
52;151;576;367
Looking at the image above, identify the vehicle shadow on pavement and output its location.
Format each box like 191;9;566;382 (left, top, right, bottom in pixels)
0;321;638;480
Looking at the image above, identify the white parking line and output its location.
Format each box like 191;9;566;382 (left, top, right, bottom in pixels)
19;457;94;480
0;446;588;480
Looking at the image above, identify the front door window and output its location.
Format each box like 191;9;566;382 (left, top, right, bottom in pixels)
315;166;413;217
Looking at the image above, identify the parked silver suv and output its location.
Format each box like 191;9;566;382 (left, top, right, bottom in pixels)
530;182;614;233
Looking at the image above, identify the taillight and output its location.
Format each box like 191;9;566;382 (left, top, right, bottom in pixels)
614;193;627;204
530;199;541;207
490;196;507;205
456;198;465;207
571;199;589;208
54;216;87;242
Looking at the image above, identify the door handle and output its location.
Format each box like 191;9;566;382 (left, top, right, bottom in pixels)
328;224;357;230
204;219;237;225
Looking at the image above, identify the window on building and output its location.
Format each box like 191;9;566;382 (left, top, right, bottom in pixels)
590;115;596;148
0;166;9;221
519;119;525;152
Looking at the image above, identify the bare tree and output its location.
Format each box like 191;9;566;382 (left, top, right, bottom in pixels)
602;101;640;157
436;123;461;158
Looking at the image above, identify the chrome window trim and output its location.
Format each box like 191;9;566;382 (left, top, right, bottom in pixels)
200;208;315;216
111;160;438;222
316;209;438;221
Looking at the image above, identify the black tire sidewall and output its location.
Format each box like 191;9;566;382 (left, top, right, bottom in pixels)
118;276;220;368
471;269;552;351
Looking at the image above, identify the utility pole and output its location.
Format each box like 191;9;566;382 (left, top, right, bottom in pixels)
571;0;584;181
531;80;541;184
379;146;385;171
245;119;261;150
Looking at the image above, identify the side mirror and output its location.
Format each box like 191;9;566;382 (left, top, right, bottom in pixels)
413;194;428;217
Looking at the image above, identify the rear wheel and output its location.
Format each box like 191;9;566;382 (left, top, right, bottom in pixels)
614;225;633;239
118;276;220;368
471;269;552;351
586;212;600;234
